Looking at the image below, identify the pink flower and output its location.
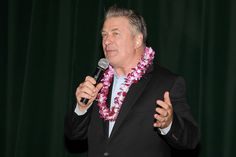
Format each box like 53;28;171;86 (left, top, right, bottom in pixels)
97;47;155;121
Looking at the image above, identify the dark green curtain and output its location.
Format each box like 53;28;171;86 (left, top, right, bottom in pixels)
1;0;236;157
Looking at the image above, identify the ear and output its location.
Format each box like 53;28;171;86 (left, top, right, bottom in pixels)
135;34;143;48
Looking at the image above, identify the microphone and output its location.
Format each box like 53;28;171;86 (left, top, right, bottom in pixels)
80;58;109;104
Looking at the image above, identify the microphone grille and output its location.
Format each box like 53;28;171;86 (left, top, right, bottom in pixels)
98;58;109;69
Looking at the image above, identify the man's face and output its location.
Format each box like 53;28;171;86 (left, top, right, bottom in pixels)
101;17;138;69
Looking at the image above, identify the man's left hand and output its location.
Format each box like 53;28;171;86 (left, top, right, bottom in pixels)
153;91;173;129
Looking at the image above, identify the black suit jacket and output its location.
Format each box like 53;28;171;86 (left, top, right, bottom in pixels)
65;64;199;157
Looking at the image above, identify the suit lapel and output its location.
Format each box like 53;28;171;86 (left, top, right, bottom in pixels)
109;66;153;139
102;81;113;138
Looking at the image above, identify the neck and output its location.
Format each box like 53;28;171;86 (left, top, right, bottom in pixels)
114;59;140;76
114;47;144;76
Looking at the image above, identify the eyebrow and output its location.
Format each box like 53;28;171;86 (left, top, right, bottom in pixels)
101;28;120;33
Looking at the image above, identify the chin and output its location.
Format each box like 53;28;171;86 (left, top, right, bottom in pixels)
106;55;114;62
105;54;120;66
106;58;117;67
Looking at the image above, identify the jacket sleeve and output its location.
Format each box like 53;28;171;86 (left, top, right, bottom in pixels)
64;105;93;141
163;76;200;149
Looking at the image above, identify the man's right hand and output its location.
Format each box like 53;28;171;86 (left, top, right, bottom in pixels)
75;76;103;112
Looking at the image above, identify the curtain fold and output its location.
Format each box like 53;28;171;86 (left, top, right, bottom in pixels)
1;0;236;157
200;0;236;157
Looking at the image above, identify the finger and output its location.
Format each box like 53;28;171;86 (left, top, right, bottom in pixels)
79;85;96;97
78;92;93;100
153;118;165;128
164;91;172;106
96;83;103;92
156;100;169;110
153;115;162;127
78;83;103;100
75;84;95;102
154;114;165;122
155;107;168;117
155;113;168;123
82;81;97;93
153;121;162;128
85;76;96;85
77;90;97;106
77;99;94;111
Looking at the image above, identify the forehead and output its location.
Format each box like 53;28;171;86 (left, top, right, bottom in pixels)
102;17;131;32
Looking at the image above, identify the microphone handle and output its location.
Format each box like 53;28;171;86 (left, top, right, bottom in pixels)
80;67;104;104
80;97;89;104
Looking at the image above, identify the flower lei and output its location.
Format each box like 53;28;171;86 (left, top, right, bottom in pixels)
97;47;155;121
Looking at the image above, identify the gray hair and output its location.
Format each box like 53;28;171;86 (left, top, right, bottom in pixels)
104;6;147;44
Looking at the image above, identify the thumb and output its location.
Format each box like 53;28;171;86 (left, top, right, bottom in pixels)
96;83;103;92
164;91;171;105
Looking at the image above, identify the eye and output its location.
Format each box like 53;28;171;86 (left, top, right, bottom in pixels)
113;32;119;36
101;32;107;38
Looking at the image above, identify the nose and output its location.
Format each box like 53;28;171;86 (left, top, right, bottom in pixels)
103;34;112;46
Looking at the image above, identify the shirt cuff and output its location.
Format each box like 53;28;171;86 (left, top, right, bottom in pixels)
159;121;172;135
74;103;88;115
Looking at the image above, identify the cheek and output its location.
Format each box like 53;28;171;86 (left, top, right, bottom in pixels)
122;36;135;48
117;39;130;50
102;39;106;47
120;42;135;53
102;43;105;50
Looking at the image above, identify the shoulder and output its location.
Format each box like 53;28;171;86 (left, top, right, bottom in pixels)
152;63;178;80
147;63;186;89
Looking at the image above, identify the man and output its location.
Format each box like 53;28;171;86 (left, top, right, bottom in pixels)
65;6;199;157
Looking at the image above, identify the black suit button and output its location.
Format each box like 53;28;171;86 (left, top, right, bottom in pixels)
104;152;109;156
